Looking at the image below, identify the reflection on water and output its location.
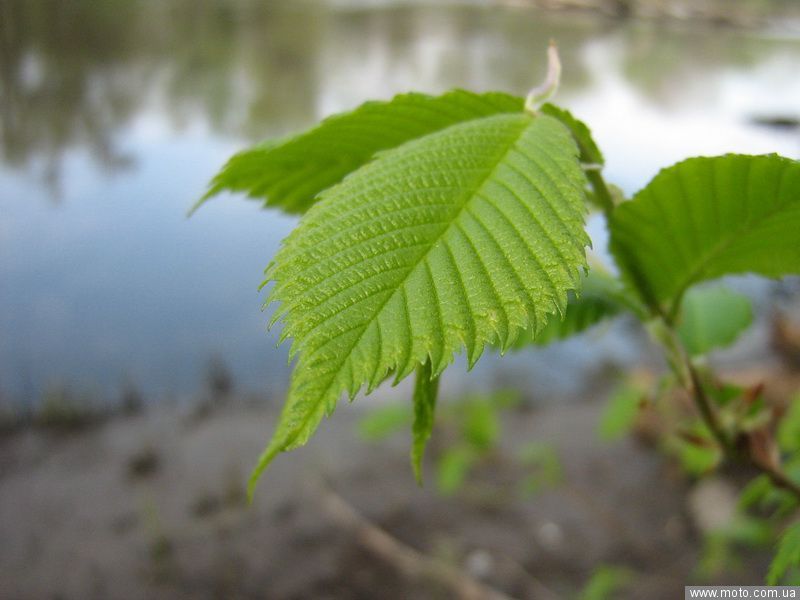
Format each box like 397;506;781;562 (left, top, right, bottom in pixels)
1;1;799;404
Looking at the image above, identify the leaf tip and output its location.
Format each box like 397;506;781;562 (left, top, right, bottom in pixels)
187;184;220;218
411;454;424;487
247;444;281;503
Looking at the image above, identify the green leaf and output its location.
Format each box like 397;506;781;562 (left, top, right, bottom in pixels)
541;104;613;214
768;521;800;585
610;154;800;313
518;441;562;496
249;111;589;495
578;565;633;600
197;90;523;215
677;285;753;356
461;399;500;451
669;423;722;475
725;515;774;547
357;403;412;442
411;360;439;484
513;269;635;348
739;475;774;511
437;445;478;495
541;103;604;166
598;385;642;441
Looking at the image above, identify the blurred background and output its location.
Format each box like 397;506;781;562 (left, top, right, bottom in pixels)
1;0;799;598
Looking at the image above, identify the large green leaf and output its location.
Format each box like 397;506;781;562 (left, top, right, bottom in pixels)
609;154;800;314
250;112;589;493
197;90;523;215
677;285;753;356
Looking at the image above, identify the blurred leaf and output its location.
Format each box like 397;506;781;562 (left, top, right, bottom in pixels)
411;361;439;484
778;395;800;454
598;385;642;442
739;474;775;511
437;445;478;495
768;521;800;585
709;381;744;408
698;516;772;581
610;154;800;314
462;400;500;451
484;389;521;410
698;533;740;580
678;444;720;475
197;90;523;214
357;404;412;442
670;425;722;475
518;442;562;496
578;565;633;600
677;286;753;356
725;515;774;547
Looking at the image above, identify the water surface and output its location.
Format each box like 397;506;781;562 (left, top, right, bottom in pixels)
1;1;799;404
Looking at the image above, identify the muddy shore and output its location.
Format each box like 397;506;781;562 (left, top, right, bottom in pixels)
0;382;782;599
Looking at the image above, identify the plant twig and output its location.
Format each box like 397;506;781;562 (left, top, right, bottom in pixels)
755;461;800;501
685;360;733;454
318;483;518;600
680;334;800;503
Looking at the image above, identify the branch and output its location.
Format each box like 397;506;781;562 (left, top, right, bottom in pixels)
680;336;800;504
766;467;800;500
685;360;733;454
318;484;521;600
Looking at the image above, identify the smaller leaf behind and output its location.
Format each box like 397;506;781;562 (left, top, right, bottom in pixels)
578;565;634;600
598;385;642;442
437;445;478;495
541;104;613;214
412;360;439;484
540;103;604;166
768;521;800;585
195;90;523;215
677;286;753;356
357;403;412;442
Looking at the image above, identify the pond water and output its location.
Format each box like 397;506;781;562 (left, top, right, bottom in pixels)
1;1;799;405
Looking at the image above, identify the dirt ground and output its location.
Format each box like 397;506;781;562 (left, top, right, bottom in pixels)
0;385;779;600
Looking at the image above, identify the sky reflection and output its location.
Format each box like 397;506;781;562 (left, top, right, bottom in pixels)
1;1;798;404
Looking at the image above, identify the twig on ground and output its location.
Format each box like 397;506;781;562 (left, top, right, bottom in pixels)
317;483;520;600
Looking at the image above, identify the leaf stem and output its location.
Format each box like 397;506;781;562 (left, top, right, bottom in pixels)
585;168;616;219
660;316;800;503
684;358;733;454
